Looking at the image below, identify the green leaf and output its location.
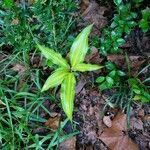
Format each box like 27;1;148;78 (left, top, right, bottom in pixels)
41;68;69;92
117;38;125;45
96;76;105;83
133;95;140;101
70;24;93;67
133;88;141;94
141;95;150;103
106;76;114;86
37;44;70;68
72;63;103;72
105;62;116;70
109;70;116;78
142;7;150;20
4;0;13;8
117;70;126;76
139;19;149;32
128;78;138;85
99;82;109;91
141;91;150;102
114;0;122;6
61;73;76;120
133;0;143;4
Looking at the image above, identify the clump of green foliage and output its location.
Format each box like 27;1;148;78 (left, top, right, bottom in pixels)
139;7;150;32
128;78;150;103
100;0;138;55
38;25;103;120
0;0;77;53
96;0;150;117
96;61;125;90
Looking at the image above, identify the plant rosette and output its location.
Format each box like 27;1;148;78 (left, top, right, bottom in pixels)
37;25;103;120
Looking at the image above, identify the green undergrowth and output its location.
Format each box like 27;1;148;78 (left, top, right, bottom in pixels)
96;0;150;118
0;50;78;149
0;0;150;148
0;0;79;149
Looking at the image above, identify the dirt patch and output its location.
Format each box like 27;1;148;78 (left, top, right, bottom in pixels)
74;74;150;149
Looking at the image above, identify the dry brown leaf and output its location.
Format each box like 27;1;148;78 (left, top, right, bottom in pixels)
80;0;90;12
130;117;143;130
79;0;108;36
138;109;145;118
11;18;19;25
59;136;76;150
99;111;139;150
85;47;104;64
103;116;112;128
76;75;87;94
111;111;127;131
12;64;26;74
107;54;146;75
143;115;150;122
45;115;60;130
28;0;35;5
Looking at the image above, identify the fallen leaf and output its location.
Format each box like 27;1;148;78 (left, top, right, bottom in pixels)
85;47;104;64
45;114;60;130
79;1;108;36
99;111;139;150
76;75;87;94
111;111;127;131
138;109;145;118
107;54;146;75
143;115;150;122
12;64;26;74
103;116;112;128
11;18;19;25
130;117;143;130
59;136;76;150
80;0;90;12
28;0;35;5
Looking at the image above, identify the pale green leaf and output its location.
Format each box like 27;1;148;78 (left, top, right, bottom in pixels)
37;44;70;68
61;73;76;120
72;63;103;72
41;68;69;92
70;24;93;67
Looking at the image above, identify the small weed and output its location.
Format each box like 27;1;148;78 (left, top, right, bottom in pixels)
100;0;143;55
139;7;150;32
96;61;126;90
37;25;103;120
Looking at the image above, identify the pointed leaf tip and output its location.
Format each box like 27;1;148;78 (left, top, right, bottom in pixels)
70;25;93;67
61;73;76;121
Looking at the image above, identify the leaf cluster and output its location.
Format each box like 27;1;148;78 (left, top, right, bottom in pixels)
100;0;140;56
128;78;150;103
0;0;77;53
96;61;125;91
38;25;103;120
139;7;150;32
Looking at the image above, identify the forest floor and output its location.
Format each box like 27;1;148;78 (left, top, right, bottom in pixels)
0;0;150;150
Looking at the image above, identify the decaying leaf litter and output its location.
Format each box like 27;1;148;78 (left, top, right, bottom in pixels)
0;0;150;149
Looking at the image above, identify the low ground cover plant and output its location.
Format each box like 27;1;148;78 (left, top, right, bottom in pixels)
37;25;103;120
0;0;149;149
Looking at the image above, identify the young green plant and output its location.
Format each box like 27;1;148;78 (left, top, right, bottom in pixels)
96;61;126;91
37;25;103;121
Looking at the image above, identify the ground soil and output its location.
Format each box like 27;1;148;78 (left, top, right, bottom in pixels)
71;0;150;149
